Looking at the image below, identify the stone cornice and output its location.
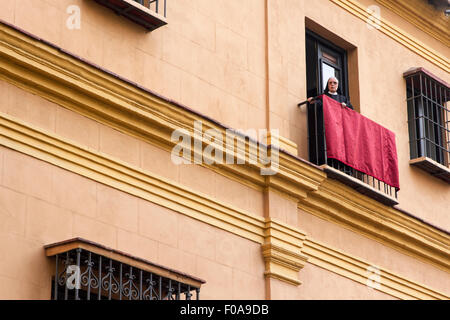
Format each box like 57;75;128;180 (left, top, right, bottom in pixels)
0;20;325;201
300;179;450;270
0;112;268;244
331;0;450;73
262;243;308;286
303;238;449;299
375;0;450;47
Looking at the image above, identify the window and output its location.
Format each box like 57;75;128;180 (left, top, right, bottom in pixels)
45;238;204;300
305;29;399;205
305;29;349;99
93;0;167;31
306;30;350;166
404;67;450;183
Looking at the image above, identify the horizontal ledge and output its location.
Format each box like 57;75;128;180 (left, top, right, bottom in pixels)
303;238;450;300
402;67;450;88
321;165;399;206
409;157;450;183
264;272;302;286
93;0;167;31
44;237;205;288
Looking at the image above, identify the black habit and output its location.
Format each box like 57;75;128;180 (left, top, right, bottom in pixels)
313;91;353;110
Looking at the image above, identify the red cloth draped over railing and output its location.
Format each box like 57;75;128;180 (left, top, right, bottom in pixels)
321;94;400;190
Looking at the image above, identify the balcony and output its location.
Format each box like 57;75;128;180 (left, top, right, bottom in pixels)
306;98;399;206
93;0;167;31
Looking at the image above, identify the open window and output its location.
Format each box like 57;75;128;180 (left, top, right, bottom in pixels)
305;29;398;205
305;29;349;99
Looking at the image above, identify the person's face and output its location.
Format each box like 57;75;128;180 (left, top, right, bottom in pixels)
328;79;338;93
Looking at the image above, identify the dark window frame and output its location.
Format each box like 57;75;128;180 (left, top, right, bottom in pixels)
305;30;399;205
305;29;350;98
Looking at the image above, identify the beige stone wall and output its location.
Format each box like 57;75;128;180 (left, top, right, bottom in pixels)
1;0;447;226
266;264;398;299
1;0;267;134
0;79;265;218
0;145;266;300
0;79;406;301
0;0;448;300
298;208;450;296
297;263;397;299
0;78;268;299
2;141;407;300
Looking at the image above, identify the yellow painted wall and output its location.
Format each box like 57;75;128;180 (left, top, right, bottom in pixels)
0;146;266;300
1;0;447;222
297;263;398;299
298;209;450;296
1;0;444;228
0;0;448;299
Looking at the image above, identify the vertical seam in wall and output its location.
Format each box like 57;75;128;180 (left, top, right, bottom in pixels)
264;0;270;131
0;146;3;186
264;0;271;301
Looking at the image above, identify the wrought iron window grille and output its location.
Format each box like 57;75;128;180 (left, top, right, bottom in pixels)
404;67;450;183
133;0;166;16
45;238;204;300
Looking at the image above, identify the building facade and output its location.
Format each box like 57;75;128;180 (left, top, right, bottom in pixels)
0;0;448;300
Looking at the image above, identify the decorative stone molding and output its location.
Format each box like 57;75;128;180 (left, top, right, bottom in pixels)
303;238;449;300
331;0;449;72
375;0;450;47
264;131;299;157
261;243;308;286
262;218;309;286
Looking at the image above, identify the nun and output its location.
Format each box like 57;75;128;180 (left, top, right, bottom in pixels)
307;76;353;110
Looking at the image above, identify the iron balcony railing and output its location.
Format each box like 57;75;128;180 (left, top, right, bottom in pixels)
134;0;167;18
307;100;399;204
94;0;167;31
51;247;200;300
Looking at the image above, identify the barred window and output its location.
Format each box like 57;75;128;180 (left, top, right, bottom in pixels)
404;67;450;183
45;238;205;300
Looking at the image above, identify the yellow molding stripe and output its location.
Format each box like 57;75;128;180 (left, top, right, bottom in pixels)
375;0;450;47
300;180;450;272
331;0;450;73
0;112;267;244
303;239;449;300
0;21;325;199
0;112;448;299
